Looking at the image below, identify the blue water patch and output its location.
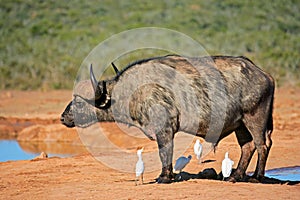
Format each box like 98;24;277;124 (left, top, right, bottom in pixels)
0;140;72;162
265;166;300;181
0;140;39;162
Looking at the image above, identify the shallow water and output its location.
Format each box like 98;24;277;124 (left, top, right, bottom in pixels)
265;166;300;181
0;140;84;162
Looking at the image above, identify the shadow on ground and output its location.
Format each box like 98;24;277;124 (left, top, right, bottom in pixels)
172;168;300;186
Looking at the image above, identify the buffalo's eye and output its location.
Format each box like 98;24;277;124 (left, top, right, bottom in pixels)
75;101;84;109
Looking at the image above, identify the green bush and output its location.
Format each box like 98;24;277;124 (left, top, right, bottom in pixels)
0;0;299;90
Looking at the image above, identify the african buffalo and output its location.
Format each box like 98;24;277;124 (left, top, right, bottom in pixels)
61;55;274;183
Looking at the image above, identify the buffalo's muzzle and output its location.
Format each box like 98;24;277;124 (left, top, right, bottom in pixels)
60;115;75;128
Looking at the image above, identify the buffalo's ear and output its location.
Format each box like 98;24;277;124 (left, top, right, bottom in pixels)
90;64;111;108
95;80;107;100
95;93;111;108
95;81;111;108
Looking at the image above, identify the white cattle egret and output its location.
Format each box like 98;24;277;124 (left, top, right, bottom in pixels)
173;155;192;173
221;152;234;179
135;147;144;185
194;139;203;163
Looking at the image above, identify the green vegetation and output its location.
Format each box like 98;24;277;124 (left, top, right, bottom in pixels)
0;0;299;90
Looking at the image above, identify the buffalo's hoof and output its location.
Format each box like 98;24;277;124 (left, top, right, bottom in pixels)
156;176;172;184
249;175;264;183
226;176;237;183
226;171;245;183
248;177;260;183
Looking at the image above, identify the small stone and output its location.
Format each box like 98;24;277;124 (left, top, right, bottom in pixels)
32;152;48;161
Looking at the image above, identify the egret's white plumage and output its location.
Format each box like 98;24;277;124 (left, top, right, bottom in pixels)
135;147;144;185
221;152;234;179
194;139;203;163
173;155;192;173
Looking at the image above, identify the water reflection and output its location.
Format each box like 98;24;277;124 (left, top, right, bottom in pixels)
265;166;300;181
0;140;87;162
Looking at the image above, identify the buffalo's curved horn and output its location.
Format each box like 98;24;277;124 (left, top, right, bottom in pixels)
111;62;119;75
90;64;98;92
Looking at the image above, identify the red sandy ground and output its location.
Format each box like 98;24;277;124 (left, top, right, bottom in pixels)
0;87;299;199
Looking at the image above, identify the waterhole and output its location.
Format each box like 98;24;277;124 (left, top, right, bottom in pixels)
0;140;86;162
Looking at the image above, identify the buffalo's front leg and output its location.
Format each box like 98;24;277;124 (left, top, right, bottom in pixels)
156;128;175;183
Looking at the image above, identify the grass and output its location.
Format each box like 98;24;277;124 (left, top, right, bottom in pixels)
0;0;299;90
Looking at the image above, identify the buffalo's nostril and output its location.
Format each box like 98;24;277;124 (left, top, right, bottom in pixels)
60;116;64;122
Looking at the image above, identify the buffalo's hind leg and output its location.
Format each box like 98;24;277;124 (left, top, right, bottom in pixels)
243;98;273;181
229;124;256;182
246;122;273;181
